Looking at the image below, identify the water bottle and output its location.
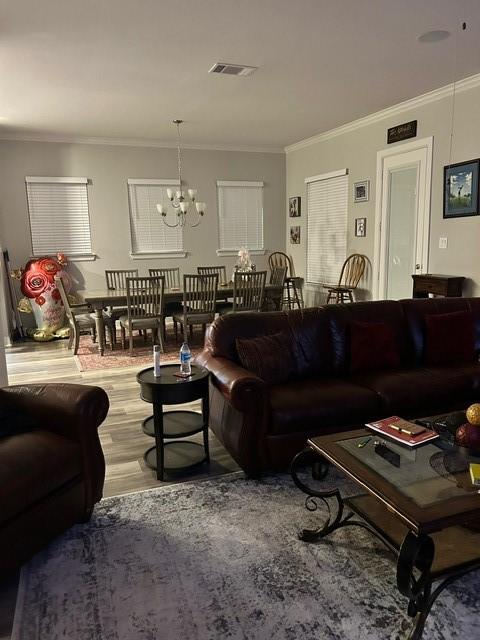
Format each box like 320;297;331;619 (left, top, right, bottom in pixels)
179;342;192;377
153;344;161;377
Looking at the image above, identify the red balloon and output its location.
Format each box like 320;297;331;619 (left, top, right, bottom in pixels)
455;423;480;449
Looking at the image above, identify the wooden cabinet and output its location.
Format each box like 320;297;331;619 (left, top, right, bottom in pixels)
412;274;465;298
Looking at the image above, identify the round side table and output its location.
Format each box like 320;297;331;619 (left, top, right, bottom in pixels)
136;364;210;481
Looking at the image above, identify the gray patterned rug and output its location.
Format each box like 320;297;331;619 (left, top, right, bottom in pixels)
12;471;479;640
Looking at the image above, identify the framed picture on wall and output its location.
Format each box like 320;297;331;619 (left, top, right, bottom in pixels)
289;196;301;217
353;180;369;203
443;159;480;218
290;225;301;244
355;217;366;237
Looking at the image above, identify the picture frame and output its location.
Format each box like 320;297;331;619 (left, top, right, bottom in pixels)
289;196;301;217
443;159;480;218
290;225;301;244
354;180;369;203
355;217;366;237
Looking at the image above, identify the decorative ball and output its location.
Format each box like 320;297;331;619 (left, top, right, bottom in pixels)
466;403;480;426
455;422;480;450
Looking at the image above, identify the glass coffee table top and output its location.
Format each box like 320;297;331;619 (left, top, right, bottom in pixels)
339;435;480;508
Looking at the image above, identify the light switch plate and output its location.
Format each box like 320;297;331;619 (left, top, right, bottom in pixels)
439;237;448;249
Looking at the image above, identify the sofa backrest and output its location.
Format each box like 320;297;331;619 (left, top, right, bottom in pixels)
400;297;480;365
205;308;333;377
323;300;411;374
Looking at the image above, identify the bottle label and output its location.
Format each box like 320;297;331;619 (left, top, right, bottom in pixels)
180;352;191;363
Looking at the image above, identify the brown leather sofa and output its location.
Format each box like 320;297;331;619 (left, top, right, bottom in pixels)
196;297;480;476
0;383;109;573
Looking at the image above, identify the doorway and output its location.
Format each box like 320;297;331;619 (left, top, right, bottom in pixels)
373;137;433;299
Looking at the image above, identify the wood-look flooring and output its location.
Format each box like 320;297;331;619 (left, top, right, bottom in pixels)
0;337;240;639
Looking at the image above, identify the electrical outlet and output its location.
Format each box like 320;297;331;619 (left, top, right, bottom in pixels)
439;237;448;249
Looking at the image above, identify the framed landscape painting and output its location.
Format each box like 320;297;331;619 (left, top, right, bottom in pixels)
443;159;479;218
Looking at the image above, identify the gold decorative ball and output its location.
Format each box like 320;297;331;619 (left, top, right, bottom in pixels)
466;403;480;426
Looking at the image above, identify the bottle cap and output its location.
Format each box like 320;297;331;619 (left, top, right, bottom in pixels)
154;345;160;352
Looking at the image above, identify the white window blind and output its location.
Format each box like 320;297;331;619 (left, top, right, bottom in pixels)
217;181;264;252
306;171;348;284
26;177;92;257
127;179;184;256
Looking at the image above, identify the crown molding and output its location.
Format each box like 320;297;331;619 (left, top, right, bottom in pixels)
285;72;480;154
0;132;284;154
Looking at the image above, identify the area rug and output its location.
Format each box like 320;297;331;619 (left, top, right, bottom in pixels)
74;327;205;372
12;472;479;640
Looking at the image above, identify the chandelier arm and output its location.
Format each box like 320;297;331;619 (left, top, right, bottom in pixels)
161;216;180;228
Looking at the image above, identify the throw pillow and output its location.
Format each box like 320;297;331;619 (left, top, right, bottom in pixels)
350;321;401;373
236;332;296;384
424;310;475;366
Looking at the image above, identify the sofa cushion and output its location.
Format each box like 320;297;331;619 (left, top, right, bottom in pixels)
0;404;37;438
424;310;475;366
0;430;82;526
236;332;296;384
351;366;476;415
268;378;381;436
350;321;401;373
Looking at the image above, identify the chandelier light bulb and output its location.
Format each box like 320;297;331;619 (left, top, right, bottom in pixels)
156;203;165;215
188;188;197;200
166;188;174;200
179;201;188;213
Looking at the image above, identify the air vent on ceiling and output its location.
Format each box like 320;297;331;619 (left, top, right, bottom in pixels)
209;62;257;77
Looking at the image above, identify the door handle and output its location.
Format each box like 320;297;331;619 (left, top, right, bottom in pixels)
415;264;421;270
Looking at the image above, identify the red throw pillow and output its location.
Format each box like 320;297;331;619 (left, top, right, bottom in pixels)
424;311;475;365
236;332;296;384
350;321;401;373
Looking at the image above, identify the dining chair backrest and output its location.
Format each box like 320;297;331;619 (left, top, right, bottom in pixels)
270;265;287;287
105;269;139;290
233;271;267;312
338;254;367;289
183;274;218;315
197;265;227;284
126;276;164;319
268;252;294;278
55;276;75;322
148;268;180;289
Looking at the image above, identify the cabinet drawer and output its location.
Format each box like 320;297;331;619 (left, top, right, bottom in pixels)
414;279;446;294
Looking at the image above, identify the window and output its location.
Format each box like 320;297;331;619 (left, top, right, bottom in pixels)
217;180;264;255
306;169;348;284
127;179;185;258
26;176;93;258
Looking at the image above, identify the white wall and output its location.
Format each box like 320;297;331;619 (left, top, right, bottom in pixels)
0;141;285;298
286;78;480;302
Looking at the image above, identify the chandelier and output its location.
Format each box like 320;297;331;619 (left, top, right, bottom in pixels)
156;119;206;228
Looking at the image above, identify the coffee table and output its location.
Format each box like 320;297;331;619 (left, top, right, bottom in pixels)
291;428;480;640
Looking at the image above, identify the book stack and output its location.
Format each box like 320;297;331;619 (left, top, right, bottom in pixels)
366;416;439;448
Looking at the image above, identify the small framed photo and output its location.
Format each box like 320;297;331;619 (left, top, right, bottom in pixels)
354;180;369;203
290;225;301;244
355;217;366;237
289;196;301;217
443;159;479;218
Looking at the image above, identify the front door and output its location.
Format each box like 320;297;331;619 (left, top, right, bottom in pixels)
374;137;433;300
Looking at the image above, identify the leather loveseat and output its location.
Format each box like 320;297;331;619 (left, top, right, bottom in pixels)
196;297;480;476
0;383;109;573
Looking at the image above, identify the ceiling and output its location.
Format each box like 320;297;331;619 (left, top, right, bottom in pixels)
0;0;479;151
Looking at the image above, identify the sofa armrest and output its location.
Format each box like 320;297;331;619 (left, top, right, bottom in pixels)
195;351;266;412
0;383;109;506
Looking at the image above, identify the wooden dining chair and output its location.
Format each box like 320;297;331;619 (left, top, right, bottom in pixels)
173;273;218;342
149;268;182;340
119;276;165;355
266;266;287;311
197;266;229;312
322;253;367;303
268;251;303;309
55;276;115;355
104;269;139;331
220;271;267;314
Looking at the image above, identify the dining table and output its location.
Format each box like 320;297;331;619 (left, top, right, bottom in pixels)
78;283;284;355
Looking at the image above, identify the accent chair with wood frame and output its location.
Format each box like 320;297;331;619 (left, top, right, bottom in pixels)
323;253;367;303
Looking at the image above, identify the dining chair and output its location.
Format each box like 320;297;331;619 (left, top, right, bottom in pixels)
197;266;229;312
104;269;139;330
173;274;218;342
149;268;182;340
119;276;165;355
55;276;115;355
322;253;367;303
268;251;303;309
220;271;267;314
267;265;287;311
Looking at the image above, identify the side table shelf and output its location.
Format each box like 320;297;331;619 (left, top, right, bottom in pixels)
136;364;210;481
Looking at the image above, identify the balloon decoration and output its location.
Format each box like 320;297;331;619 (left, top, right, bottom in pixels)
11;253;71;341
